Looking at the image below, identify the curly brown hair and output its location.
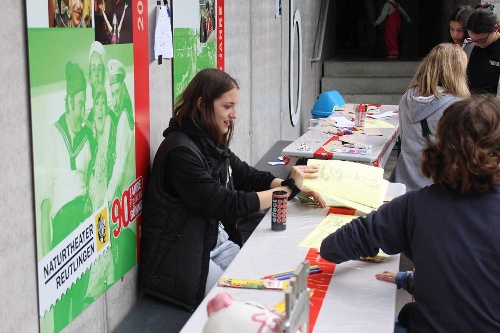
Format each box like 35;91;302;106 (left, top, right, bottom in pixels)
421;95;500;194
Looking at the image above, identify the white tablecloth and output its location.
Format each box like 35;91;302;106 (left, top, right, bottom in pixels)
180;183;406;332
283;104;399;168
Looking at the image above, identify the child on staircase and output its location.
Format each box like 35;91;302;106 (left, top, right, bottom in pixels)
374;0;411;58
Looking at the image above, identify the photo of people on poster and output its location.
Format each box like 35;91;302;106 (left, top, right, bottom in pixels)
48;0;93;28
199;0;216;43
94;0;133;44
27;28;137;333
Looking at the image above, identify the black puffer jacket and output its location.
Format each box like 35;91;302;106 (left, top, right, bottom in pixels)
139;118;275;310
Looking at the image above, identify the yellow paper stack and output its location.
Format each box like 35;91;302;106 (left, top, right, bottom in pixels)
303;160;389;215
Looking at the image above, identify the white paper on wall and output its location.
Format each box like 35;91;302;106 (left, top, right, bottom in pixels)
154;5;173;59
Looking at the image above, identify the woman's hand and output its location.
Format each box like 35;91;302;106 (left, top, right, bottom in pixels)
289;165;320;189
375;271;397;284
297;187;326;208
261;165;321;211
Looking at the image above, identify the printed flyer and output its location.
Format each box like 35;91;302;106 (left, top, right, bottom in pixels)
25;0;150;331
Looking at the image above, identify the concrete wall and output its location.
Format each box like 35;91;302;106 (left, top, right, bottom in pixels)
1;0;331;332
486;0;500;17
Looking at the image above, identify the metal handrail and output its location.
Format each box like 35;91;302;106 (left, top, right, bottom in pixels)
311;0;329;62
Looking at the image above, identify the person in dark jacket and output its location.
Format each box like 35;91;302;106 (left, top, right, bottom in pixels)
140;68;325;311
320;95;500;332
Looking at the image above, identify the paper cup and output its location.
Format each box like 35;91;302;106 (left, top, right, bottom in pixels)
355;111;366;127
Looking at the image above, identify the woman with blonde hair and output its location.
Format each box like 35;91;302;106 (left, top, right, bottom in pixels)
392;43;470;191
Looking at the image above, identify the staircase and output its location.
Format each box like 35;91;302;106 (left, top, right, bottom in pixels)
321;58;420;105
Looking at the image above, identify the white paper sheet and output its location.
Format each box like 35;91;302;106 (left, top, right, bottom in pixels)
154;5;173;59
331;116;355;127
303;160;388;209
368;111;398;119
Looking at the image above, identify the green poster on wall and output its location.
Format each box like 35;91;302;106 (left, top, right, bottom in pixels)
172;0;223;101
26;0;150;331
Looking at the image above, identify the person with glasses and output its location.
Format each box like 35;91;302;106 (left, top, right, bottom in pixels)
466;3;500;95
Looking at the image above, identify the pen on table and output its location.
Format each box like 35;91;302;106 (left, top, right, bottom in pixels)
262;266;320;279
276;269;323;281
265;266;322;279
262;265;320;279
271;267;322;279
296;194;315;203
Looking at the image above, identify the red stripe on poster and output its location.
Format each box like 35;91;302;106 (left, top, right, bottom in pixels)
217;0;224;70
133;0;150;260
304;248;336;331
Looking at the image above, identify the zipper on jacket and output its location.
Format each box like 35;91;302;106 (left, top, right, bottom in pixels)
167;234;181;250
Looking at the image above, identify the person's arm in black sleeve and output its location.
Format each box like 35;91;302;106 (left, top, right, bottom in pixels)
229;150;276;192
320;192;413;263
169;147;260;221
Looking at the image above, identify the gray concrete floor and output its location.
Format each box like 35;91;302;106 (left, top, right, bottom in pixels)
383;147;414;315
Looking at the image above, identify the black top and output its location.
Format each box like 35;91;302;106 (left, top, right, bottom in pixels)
140;117;276;310
467;38;500;95
320;185;500;332
162;118;273;219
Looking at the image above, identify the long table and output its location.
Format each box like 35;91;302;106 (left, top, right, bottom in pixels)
282;104;399;168
180;184;405;333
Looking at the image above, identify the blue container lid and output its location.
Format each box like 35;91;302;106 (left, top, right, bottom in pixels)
311;90;345;118
311;109;333;119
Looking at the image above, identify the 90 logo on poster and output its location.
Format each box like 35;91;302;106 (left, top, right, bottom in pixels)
111;177;143;237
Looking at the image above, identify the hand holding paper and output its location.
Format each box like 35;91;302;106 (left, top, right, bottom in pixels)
302;160;389;214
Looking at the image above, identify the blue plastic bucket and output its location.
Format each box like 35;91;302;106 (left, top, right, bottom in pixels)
311;90;346;119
